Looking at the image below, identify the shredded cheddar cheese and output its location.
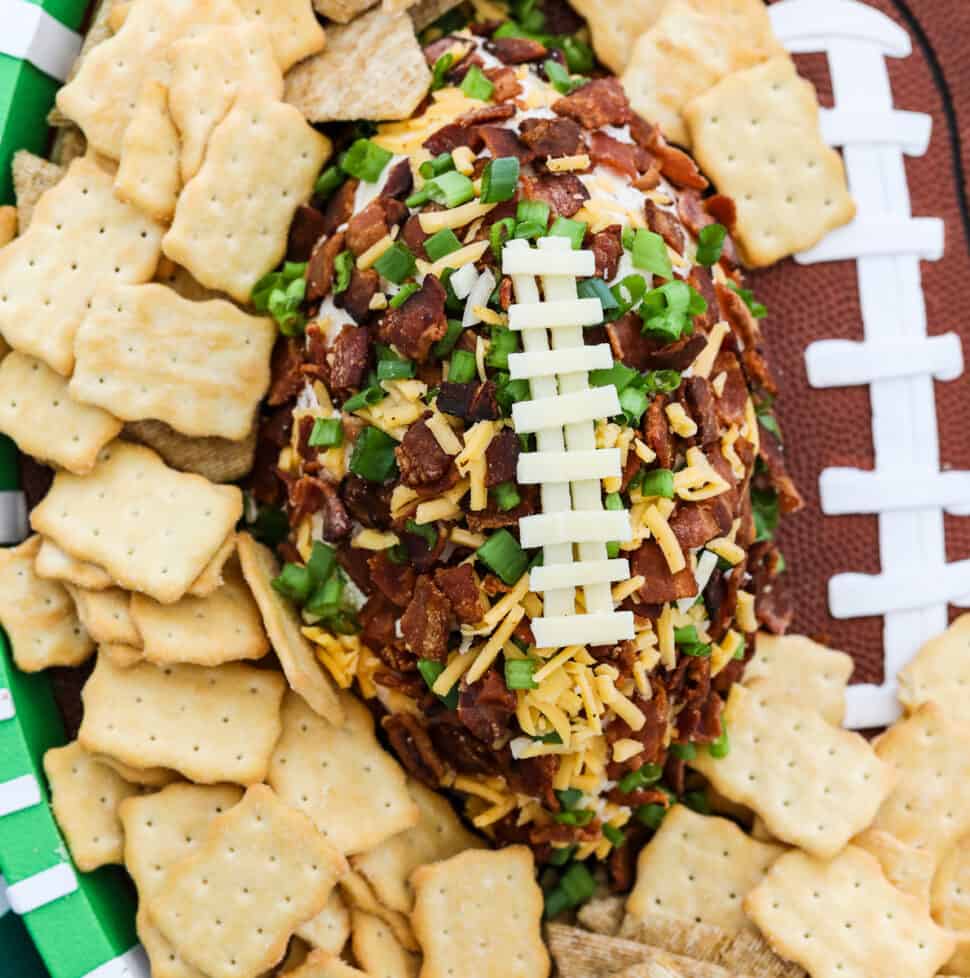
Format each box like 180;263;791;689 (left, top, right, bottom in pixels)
643;504;686;573
665;402;697;438
546;153;591;172
691;320;730;378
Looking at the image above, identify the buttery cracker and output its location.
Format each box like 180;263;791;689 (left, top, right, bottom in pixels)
108;1;130;33
690;683;893;859
168;21;283;182
352;777;483;913
285;8;431;123
745;847;955;978
11;150;63;230
406;0;464;31
897;612;970;715
163;97;330;303
269;690;418;854
854;828;935;905
120;782;244;978
31;442;243;604
97;754;179;787
620;0;782;144
684;55;855;266
99;643;144;669
931;836;970;975
0;535;93;672
130;557;268;667
35;538;114;591
287;950;369;978
870;701;970;863
234;0;326;72
410;847;549;978
313;0;378;24
124;420;259;484
0;205;16;246
148;784;347;978
338;870;418;952
71;284;275;440
351;910;420;978
0;156;163;376
238;533;343;722
743;633;853;726
0;352;122;475
68;586;140;647
627;804;784;935
187;532;237;597
56;0;244;160
44;740;139;871
79;657;286;784
566;0;666;74
297;890;351;954
114;81;181;222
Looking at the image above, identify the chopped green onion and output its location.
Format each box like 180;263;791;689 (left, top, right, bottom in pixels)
305;572;344;617
636;803;667;830
377;357;415;380
544;58;587;95
340;138;392;182
602;824;626;847
559;863;597;905
640;280;695;341
561;36;594;74
333;251;354;294
448;349;477;383
590;361;638;393
533;730;563;745
404;187;431;208
674;625;698;645
432;319;463;358
728;281;767;318
425;170;475;208
549;216;587;250
417;659;459;709
642;369;681;395
430;52;455;90
631;228;673;279
314;165;345;201
757;408;782;441
696;223;726;266
461;64;494;101
513;219;546;240
374;242;417;284
250;505;289;547
272;562;313;603
543;886;571;920
480;156;520;203
670;742;696;760
342;383;385;412
476;529;528;585
639;469;674;499
683;791;711;815
732;636;747;661
517;199;550;227
486;326;519;369
504;657;538;690
495;373;530;414
424;228;462;262
309;418;343;448
388;282;420;309
604;492;623;511
555;808;594;826
618;763;662;793
708;725;730;759
681;642;712;658
556;788;583;811
606;540;620;559
490;217;517;260
611;274;647;317
307;541;337;584
577;277;618;313
349;426;399;482
405;518;437;550
420;152;455;180
619;385;649;425
267;275;307;336
492;481;522;512
547;844;576;867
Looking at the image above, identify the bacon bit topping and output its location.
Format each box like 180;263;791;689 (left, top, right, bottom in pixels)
267;337;305;407
520;171;589;218
368;550;416;608
335;267;380;323
437;380;501;422
591;225;623;281
519;117;585;160
644;199;685;254
382;713;448;786
484;428;520;487
379;275;449;361
434;563;488;623
479;125;534;164
321;177;358;235
401;574;453;660
588;131;650;179
424;123;484;156
487;36;549;64
286;203;327;263
553;77;631;130
328;324;370;398
456;102;517;127
396;417;455;488
306;230;345;302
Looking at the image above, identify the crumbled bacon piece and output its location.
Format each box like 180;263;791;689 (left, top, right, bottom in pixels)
434;563;488;623
631;540;697;603
400;214;430;260
341;473;392;530
705;193;737;233
644;199;685;254
267;337;304;406
383;713;448;786
488;36;548;63
484;428;520;487
423;123;484;156
757;422;804;514
644;395;674;470
396;417;454;487
553;77;631;129
346;199;390;256
479;125;534;164
458;669;516;745
400;575;453;660
669;498;732;550
402;521;449;573
606;680;668;779
712;351;749;426
457;102;517;126
748;541;793;634
428;715;498;775
633;162;662;191
684;376;719;445
321;178;358;235
519;117;585;159
465;489;536;531
689;265;719;332
306;230;345;302
436;380;501;421
287;204;327;262
591;225;623;281
328;324;370;398
520;172;589;218
588;131;649;178
368;551;416;609
360;592;397;648
383;159;414;200
335;267;380;323
379;275;448;361
510;755;559;811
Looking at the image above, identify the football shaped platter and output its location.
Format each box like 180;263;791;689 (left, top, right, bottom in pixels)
0;1;968;977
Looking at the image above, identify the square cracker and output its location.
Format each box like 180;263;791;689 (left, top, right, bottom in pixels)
100;643;144;669
31;442;243;604
411;846;548;978
234;0;326;72
168;22;283;182
97;753;179;788
0;206;16;246
71;284;275;441
351;910;420;978
237;532;343;723
36;538;114;591
55;0;244;160
0;535;93;672
44;740;140;872
148;784;347;978
68;586;140;647
743;633;853;726
931;837;970;975
684;55;855;267
114;80;180;222
123;419;258;484
745;846;955;978
897;612;970;715
338;871;417;952
0;351;122;475
288;951;368;978
130;557;269;667
120;782;244;978
626;804;784;935
297;890;351;954
567;0;666;74
870;701;970;863
79;656;286;784
268;689;418;855
312;0;377;25
352;777;483;913
187;532;237;597
690;683;893;859
11;150;63;230
0;156;163;376
285;8;431;123
163;97;330;304
619;0;783;145
854;828;935;905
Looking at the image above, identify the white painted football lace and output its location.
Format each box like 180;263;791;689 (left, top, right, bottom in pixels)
0;686;13;721
771;0;961;728
504;237;634;649
6;862;78;915
0;0;83;82
82;945;152;978
0;773;42;817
